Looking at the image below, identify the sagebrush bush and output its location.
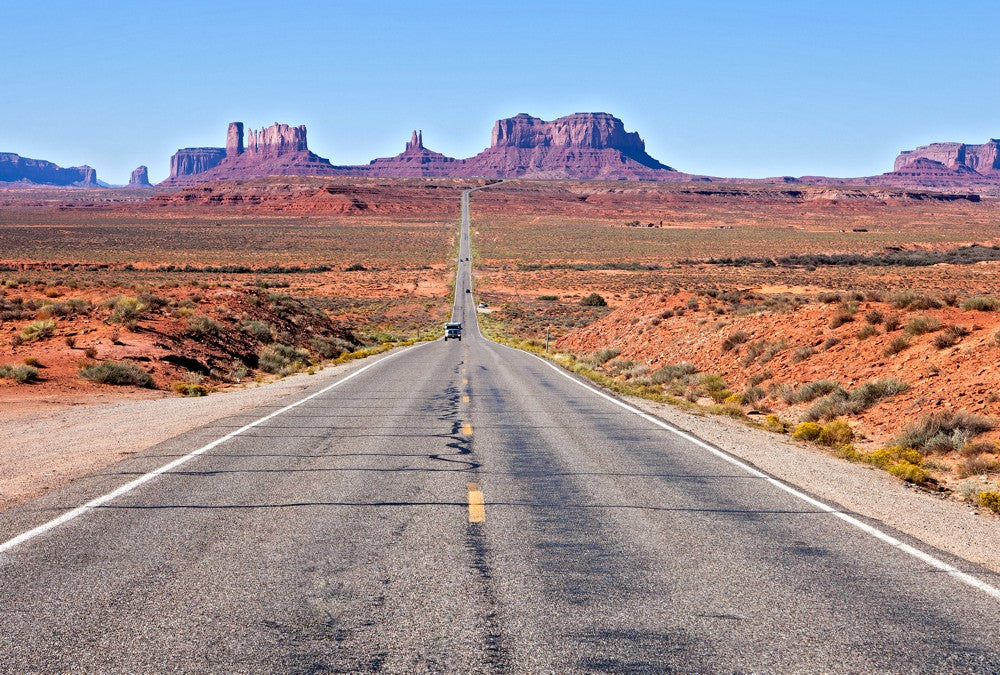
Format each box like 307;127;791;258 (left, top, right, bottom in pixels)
883;315;901;332
591;348;620;366
883;335;910;356
785;379;843;404
961;296;1000;312
79;361;154;388
864;310;884;325
856;323;878;340
0;364;40;383
932;324;968;349
650;362;696;384
802;378;909;422
721;330;749;353
894;411;996;454
19;319;56;343
258;343;310;376
106;296;148;326
904;316;942;336
791;345;816;363
241;320;273;341
579;293;607;307
742;385;766;404
187;314;222;336
957;456;1000;478
829;310;854;329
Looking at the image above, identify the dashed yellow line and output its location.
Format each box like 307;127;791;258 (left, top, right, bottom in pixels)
462;422;473;436
462;395;470;403
467;482;485;523
462;378;469;386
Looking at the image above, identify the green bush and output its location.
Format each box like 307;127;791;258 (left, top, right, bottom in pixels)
792;422;823;441
0;364;40;383
79;361;155;388
580;293;607;307
19;319;56;343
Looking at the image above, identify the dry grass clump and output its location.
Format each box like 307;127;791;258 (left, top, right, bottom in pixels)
720;330;749;353
258;343;311;376
784;379;842;405
883;335;910;356
904;315;942;336
802;378;909;422
650;362;697;384
892;292;942;310
932;324;969;349
960;296;1000;312
19;319;56;343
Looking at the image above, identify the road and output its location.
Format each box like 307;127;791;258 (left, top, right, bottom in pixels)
1;187;999;672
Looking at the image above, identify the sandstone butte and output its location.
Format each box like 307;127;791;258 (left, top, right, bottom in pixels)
0;152;97;186
6;112;1000;188
128;165;151;187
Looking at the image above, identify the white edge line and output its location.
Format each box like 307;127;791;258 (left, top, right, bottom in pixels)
501;343;1000;602
0;343;427;556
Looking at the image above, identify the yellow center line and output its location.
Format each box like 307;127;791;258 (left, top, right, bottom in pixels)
462;378;469;386
462;422;473;435
467;482;485;523
462;395;470;403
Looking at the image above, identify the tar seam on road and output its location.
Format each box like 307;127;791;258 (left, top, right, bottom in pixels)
467;482;486;523
0;343;429;556
507;345;1000;603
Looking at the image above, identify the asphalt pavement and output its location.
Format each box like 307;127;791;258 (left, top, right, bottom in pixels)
1;187;999;672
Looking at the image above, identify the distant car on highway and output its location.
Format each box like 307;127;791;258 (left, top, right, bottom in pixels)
444;322;462;341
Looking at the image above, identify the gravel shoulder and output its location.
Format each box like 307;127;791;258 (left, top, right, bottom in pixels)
625;394;1000;574
0;358;376;512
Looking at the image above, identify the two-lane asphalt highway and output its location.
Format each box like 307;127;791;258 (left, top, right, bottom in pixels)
1;188;999;671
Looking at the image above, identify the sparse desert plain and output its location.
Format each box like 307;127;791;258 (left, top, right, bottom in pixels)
2;176;1000;513
470;180;1000;501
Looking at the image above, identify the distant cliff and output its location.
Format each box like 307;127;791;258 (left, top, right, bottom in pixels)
893;140;1000;177
0;153;97;186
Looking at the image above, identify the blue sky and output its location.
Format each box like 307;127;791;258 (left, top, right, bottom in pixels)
4;0;1000;184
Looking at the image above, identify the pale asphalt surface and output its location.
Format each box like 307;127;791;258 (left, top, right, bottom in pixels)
1;189;999;672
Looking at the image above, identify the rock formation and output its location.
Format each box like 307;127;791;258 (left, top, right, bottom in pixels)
129;165;151;187
366;130;461;177
163;122;339;184
0;152;97;186
894;139;1000;177
459;112;678;179
169;148;226;179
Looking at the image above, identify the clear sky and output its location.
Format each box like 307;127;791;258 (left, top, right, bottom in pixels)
5;0;1000;184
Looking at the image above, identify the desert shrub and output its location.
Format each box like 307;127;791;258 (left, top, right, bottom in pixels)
802;378;908;422
817;292;842;304
740;339;766;366
883;314;901;332
864;310;884;325
957;456;1000;478
700;373;731;402
960;296;1000;312
79;361;154;388
106;296;148;326
883;336;910;356
241;320;273;341
721;330;749;353
137;292;169;310
856;324;878;340
309;336;353;359
894;411;996;454
888;460;931;484
892;292;941;310
822;335;841;350
19;319;56;343
791;345;816;363
932;324;969;349
0;364;40;383
650;362;696;384
591;348;620;365
763;414;789;433
258;343;310;376
344;263;367;272
786;379;843;404
172;381;209;396
23;356;41;367
904;316;942;336
748;370;772;386
187;314;222;336
829;310;854;329
792;422;823;441
961;441;997;458
580;293;607;307
742;385;766;404
979;491;1000;514
818;420;854;446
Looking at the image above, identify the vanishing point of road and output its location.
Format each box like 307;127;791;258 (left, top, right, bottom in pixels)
1;187;999;672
